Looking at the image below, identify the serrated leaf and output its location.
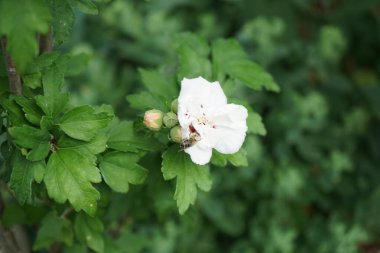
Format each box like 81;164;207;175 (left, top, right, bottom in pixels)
59;134;108;155
99;151;148;193
225;149;248;167
0;0;51;71
8;125;51;161
211;149;248;167
22;72;42;89
35;53;71;118
174;33;210;57
162;145;212;214
210;151;227;167
36;93;69;119
127;92;168;111
139;69;177;100
177;46;212;81
107;121;163;153
212;39;279;92
248;111;267;136
14;96;43;126
10;152;45;205
75;212;104;253
58;105;113;141
44;148;101;215
34;212;73;250
50;0;75;44
0;97;28;126
71;0;98;15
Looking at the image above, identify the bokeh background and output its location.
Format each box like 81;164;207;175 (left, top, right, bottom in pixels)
63;0;380;252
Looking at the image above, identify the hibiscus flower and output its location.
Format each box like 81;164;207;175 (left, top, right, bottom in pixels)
178;77;248;165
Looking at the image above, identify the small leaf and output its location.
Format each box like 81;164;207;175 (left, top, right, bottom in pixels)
174;33;210;57
59;134;108;155
0;97;28;126
127;92;168;111
44;148;101;215
0;0;51;71
247;111;267;136
50;0;75;44
14;96;43;126
8;125;51;161
211;149;248;167
177;46;212;81
22;72;42;89
71;0;99;15
212;39;279;92
58;105;113;141
34;212;73;250
225;149;248;167
107;121;163;153
74;212;104;253
162;145;212;214
10;152;46;205
139;68;177;100
99;151;148;193
35;93;69;119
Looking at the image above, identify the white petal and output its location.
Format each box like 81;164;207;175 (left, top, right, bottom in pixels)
185;144;212;165
212;104;248;154
178;77;227;111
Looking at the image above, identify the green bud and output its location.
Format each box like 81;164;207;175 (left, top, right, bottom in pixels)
21;148;28;156
143;109;164;131
163;112;178;128
170;126;182;143
171;99;178;113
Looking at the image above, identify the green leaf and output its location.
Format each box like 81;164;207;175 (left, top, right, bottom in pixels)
212;39;280;92
107;121;163;153
58;105;113;141
247;111;267;136
139;69;177;100
0;97;28;126
50;0;75;44
99;151;148;193
0;0;51;71
177;46;212;81
22;72;42;89
8;125;51;161
34;212;73;250
211;149;248;167
74;212;104;253
225;149;248;167
14;96;43;126
71;0;98;15
127;92;168;111
59;134;108;155
44;148;101;215
35;53;71;118
10;152;45;205
174;33;210;57
162;145;212;214
36;93;69;118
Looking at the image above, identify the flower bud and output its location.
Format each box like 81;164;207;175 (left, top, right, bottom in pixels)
143;109;163;131
170;126;182;143
171;99;178;113
163;112;178;128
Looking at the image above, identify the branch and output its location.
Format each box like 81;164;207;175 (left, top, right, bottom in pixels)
0;37;22;96
39;30;53;54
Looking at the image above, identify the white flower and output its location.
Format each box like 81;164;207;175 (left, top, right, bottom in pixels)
178;77;248;165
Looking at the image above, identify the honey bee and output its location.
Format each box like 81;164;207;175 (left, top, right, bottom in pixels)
180;132;201;150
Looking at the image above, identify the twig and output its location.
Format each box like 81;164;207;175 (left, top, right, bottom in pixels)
0;37;22;96
39;30;53;54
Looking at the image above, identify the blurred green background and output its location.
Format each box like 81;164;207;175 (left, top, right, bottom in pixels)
63;0;380;252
